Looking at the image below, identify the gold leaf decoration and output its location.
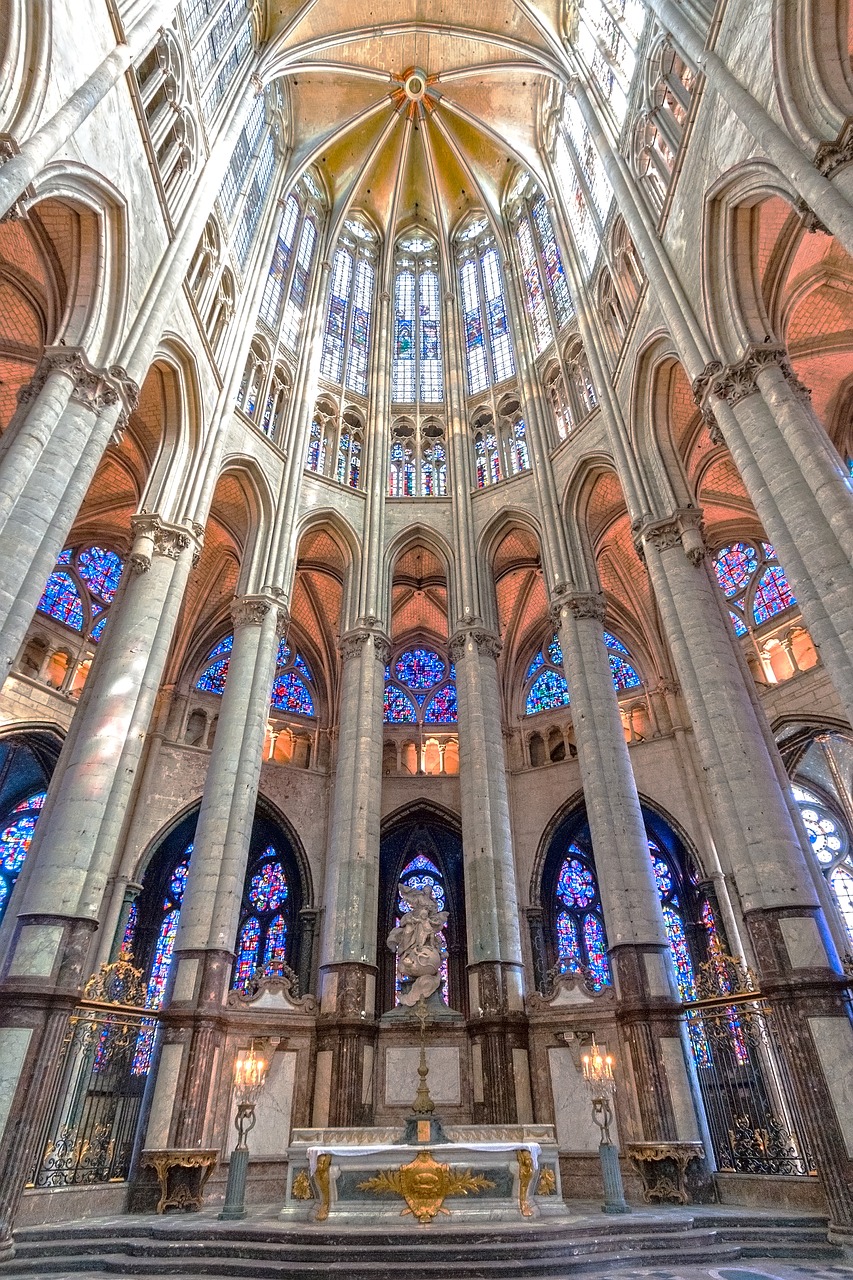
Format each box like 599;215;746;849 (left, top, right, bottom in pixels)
292;1169;314;1200
538;1167;557;1195
358;1150;494;1224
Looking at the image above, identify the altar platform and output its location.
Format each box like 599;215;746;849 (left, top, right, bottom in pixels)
282;1123;567;1224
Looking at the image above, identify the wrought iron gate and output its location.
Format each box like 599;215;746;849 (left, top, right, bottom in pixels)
683;954;814;1176
29;959;157;1188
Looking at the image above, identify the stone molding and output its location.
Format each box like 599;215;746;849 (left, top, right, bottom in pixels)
339;625;391;664
637;508;706;565
711;343;811;408
129;514;196;573
548;590;606;624
449;627;502;662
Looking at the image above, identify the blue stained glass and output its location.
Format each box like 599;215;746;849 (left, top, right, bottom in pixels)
395;648;445;690
662;904;696;1001
77;546;123;602
197;657;230;694
38;572;84;630
714;543;758;597
404;854;440;876
400;874;446;913
603;631;629;654
526;651;544;679
57;548;72;565
249;859;288;911
90;615;107;643
121;901;138;956
609;653;642;690
144;908;180;1010
0;813;37;872
557;857;596;908
424;684;458;723
272;672;315;717
384;684;417;723
276;639;291;666
556;911;582;971
650;853;673;897
208;635;233;660
263;914;287;973
0;879;8;918
729;610;748;637
234;917;261;989
752;564;795;624
13;791;45;813
293;652;312;680
547;633;563;665
169;858;189;905
525;669;570;714
583;914;610;989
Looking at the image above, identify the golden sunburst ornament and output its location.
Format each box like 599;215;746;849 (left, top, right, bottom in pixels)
358;1150;494;1224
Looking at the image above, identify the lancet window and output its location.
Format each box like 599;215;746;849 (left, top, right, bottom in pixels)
233;844;293;991
388;419;448;497
632;40;697;213
37;545;124;645
553;89;615;275
306;403;364;490
793;784;853;945
712;542;796;636
509;176;575;355
391;235;444;404
0;791;46;926
183;0;256;120
320;219;377;396
236;336;290;438
135;28;198;206
456;218;516;395
218;88;284;273
195;635;316;717
549;835;611;990
571;0;646;128
524;630;640;715
384;648;457;725
256;174;322;356
471;400;529;488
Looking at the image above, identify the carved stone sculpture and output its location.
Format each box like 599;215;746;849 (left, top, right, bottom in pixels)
386;883;448;1006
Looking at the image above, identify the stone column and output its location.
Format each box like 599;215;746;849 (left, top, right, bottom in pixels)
163;593;284;1147
551;590;701;1145
705;350;853;723
450;626;528;1123
639;511;853;1236
0;355;137;680
315;625;388;1125
0;1;180;220
0;512;197;1255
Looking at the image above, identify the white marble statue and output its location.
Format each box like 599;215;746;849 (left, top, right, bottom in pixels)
387;883;448;1005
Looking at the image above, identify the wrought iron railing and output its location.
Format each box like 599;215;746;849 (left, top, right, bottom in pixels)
683;953;814;1177
29;958;157;1188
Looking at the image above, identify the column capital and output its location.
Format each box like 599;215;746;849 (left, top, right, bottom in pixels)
449;626;502;662
231;593;280;629
711;343;810;408
129;513;198;573
548;589;606;624
339;624;391;664
636;507;706;565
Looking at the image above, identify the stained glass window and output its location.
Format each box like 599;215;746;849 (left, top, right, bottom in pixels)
346;259;374;396
457;225;515;393
395;853;449;1004
553;843;610;989
131;847;192;1075
525;630;640;716
0;790;46;926
713;541;796;635
259;195;300;328
195;634;316;718
531;196;574;328
517;215;552;353
280;218;317;352
320;247;352;384
792;783;853;946
384;648;456;725
37;545;125;644
232;845;293;991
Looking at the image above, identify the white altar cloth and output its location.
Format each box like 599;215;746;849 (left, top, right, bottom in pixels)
307;1141;541;1175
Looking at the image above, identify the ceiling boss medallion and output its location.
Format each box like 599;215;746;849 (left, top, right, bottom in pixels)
403;67;428;102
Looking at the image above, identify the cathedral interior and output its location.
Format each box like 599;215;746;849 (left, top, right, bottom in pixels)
0;0;853;1272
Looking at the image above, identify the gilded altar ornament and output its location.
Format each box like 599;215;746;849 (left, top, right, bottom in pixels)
313;1153;333;1221
538;1166;557;1195
357;1150;494;1224
292;1169;314;1200
516;1148;535;1217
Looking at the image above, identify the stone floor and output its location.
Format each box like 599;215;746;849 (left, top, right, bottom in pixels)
12;1264;853;1280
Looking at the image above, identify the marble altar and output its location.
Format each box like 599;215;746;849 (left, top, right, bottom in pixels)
282;1124;567;1224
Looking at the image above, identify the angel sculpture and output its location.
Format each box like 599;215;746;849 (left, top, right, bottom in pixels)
387;882;448;1006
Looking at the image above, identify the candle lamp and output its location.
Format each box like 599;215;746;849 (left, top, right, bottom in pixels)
220;1045;268;1220
582;1036;628;1215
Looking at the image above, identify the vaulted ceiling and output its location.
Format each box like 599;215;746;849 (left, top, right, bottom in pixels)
261;0;567;241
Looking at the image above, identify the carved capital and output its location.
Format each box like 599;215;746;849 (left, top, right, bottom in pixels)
449;627;502;662
639;508;706;562
275;607;290;638
814;118;853;178
549;590;606;624
690;360;723;408
232;595;273;629
794;196;830;235
711;342;809;408
339;625;390;664
129;514;196;572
